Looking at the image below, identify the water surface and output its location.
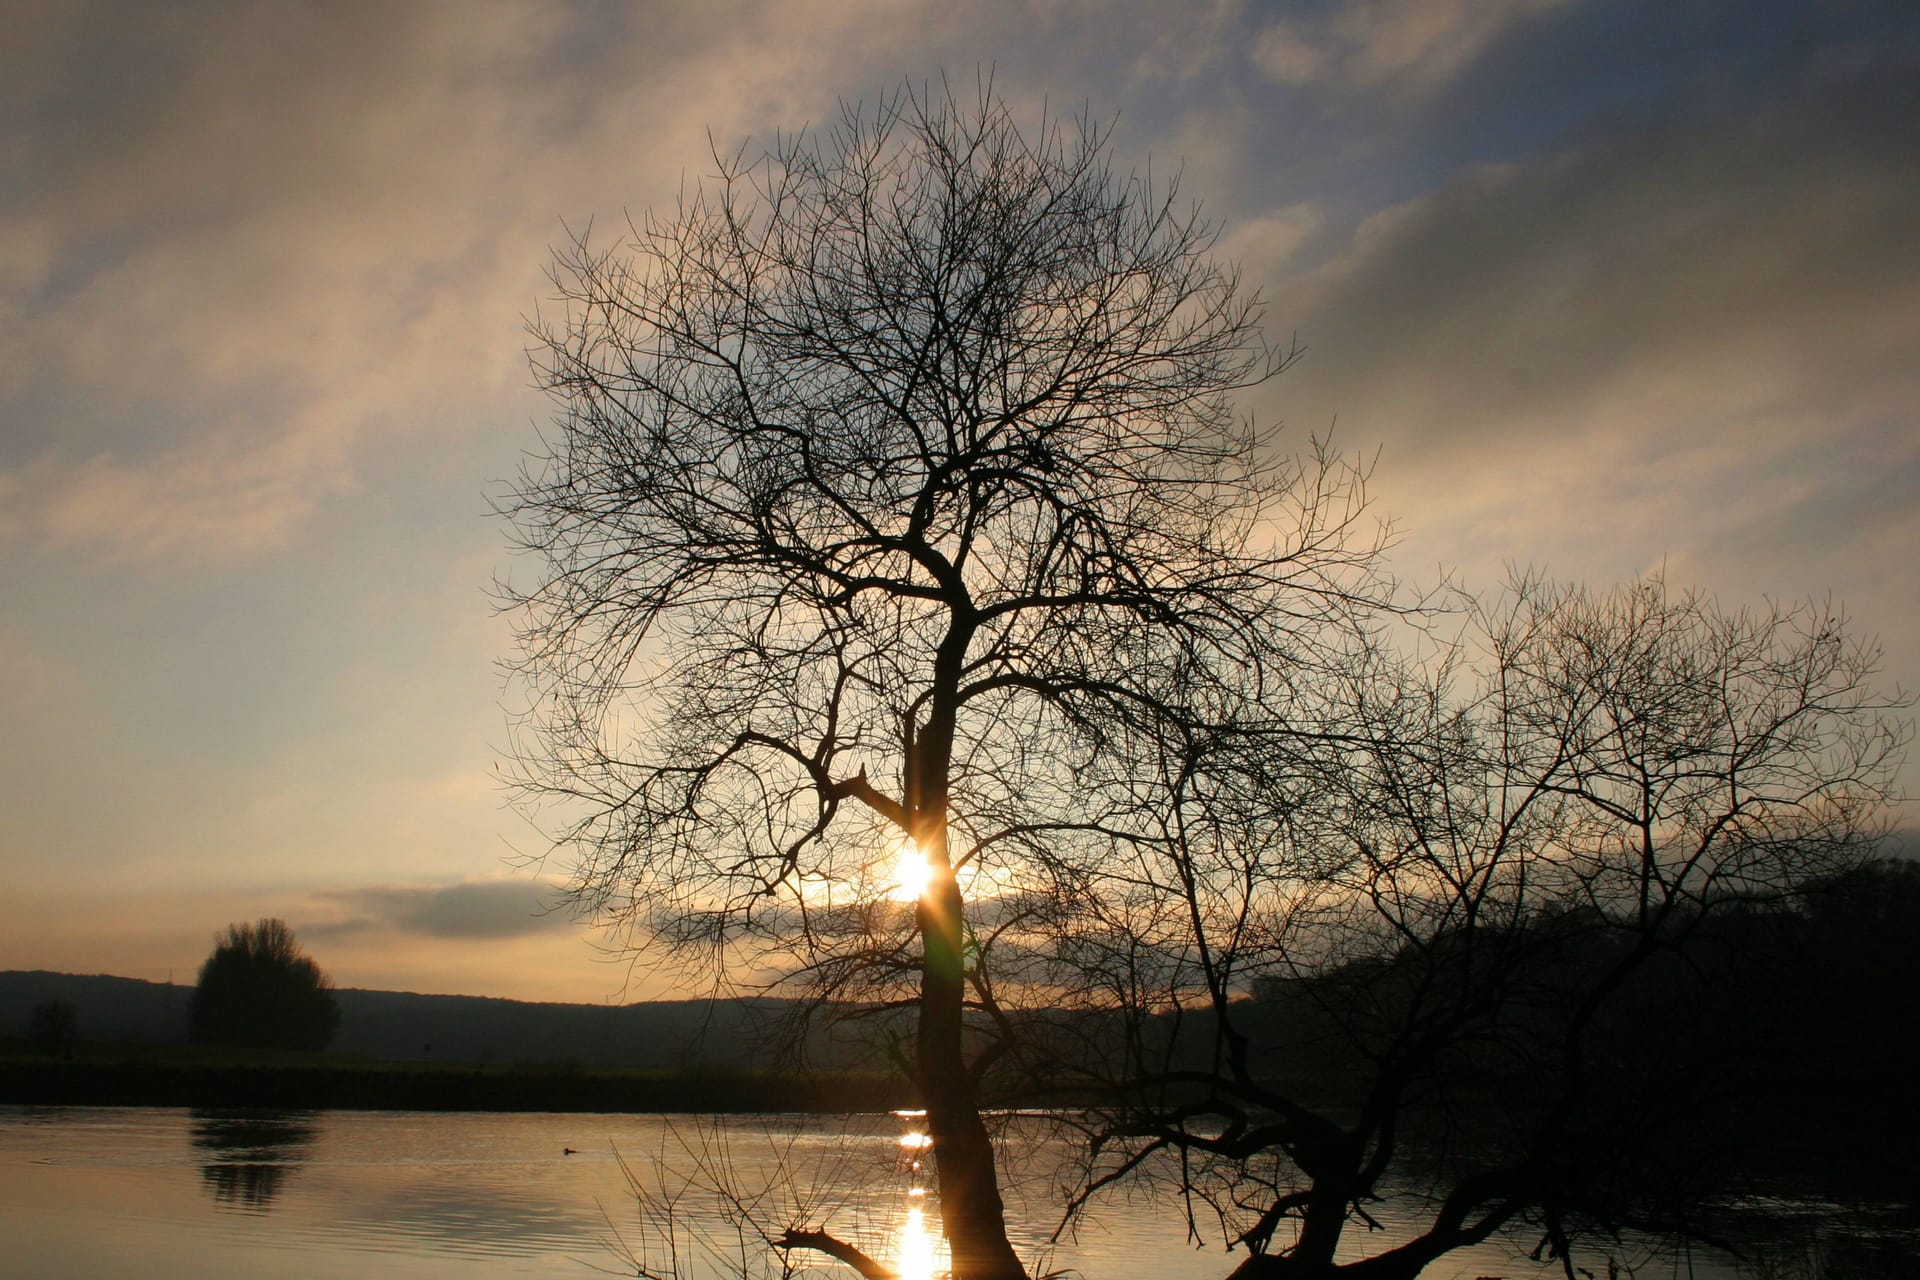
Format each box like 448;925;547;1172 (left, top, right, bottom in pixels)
2;1106;1905;1279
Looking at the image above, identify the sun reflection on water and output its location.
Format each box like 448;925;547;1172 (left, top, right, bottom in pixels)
893;1118;943;1278
896;1204;940;1280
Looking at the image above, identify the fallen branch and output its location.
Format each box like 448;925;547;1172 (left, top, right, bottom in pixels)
777;1228;898;1280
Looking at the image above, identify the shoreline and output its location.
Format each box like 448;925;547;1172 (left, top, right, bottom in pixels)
0;1054;915;1114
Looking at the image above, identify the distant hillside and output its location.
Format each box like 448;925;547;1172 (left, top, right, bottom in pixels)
2;971;190;1045
0;971;893;1071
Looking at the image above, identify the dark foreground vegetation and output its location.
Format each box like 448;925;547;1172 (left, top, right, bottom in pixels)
0;1040;912;1113
1146;859;1920;1203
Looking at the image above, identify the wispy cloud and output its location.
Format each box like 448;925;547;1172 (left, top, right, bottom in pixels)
0;882;624;1002
1253;0;1565;96
1260;56;1920;595
0;1;813;568
6;431;357;566
309;879;577;942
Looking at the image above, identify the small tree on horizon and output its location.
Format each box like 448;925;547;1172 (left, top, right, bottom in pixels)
28;999;78;1058
188;917;340;1052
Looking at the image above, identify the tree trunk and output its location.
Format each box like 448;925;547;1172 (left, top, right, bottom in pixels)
919;873;1025;1280
910;623;1027;1280
1289;1177;1353;1272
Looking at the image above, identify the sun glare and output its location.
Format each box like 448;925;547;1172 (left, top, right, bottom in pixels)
896;1205;938;1280
891;840;934;901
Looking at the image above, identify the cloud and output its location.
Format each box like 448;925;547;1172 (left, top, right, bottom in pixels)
311;880;576;942
5;428;359;566
1253;0;1566;95
5;0;1914;999
2;3;533;563
1;0;891;568
1219;204;1324;293
0;882;632;1002
1253;58;1920;591
11;0;1258;570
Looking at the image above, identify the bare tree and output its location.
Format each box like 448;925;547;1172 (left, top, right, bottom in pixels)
28;999;78;1058
1032;574;1907;1279
502;79;1384;1280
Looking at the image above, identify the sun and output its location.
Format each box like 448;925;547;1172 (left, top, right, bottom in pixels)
891;839;934;901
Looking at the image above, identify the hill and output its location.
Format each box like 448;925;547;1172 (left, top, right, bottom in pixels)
0;970;887;1071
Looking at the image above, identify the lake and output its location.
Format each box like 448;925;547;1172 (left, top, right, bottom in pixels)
1;1106;1910;1279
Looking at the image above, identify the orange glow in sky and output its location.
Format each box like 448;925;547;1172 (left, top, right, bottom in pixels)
3;4;1913;1005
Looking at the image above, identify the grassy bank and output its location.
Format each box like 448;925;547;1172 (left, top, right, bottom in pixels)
0;1042;916;1113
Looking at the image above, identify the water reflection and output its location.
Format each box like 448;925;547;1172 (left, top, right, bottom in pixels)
895;1120;945;1279
16;1108;1907;1280
896;1204;937;1280
190;1109;317;1212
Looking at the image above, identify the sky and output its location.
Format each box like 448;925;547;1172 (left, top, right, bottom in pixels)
2;0;1915;1005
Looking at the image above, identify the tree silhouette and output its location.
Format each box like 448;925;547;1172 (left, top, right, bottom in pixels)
188;918;340;1052
28;999;77;1058
504;78;1383;1280
1032;575;1906;1278
502;79;1907;1280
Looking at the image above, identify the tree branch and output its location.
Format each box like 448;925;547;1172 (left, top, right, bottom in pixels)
777;1228;899;1280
